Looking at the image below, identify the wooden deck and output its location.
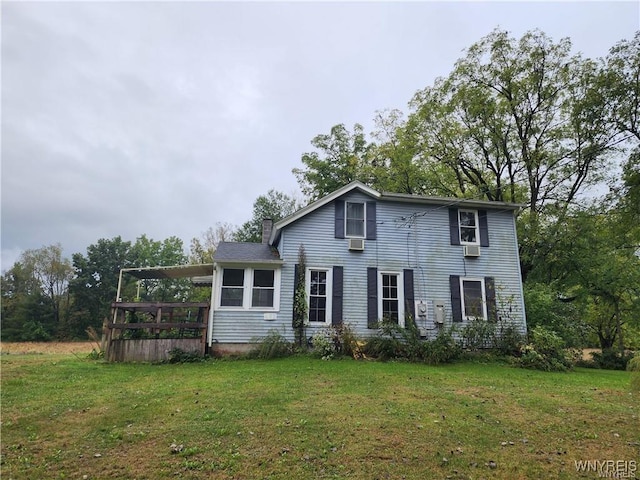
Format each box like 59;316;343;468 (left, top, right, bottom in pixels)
103;302;209;362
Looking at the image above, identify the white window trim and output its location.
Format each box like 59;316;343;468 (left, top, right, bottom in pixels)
378;271;404;327
459;276;487;321
305;267;332;325
458;209;480;245
345;201;366;239
216;266;281;311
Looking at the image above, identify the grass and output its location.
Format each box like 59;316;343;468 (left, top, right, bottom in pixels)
1;350;638;479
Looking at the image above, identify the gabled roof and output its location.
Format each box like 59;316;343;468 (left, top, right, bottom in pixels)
214;242;282;264
269;181;523;245
269;181;380;244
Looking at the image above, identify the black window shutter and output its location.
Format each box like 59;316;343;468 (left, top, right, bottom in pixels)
366;202;377;240
403;269;415;326
292;264;300;327
485;276;497;322
367;267;378;329
449;208;460;245
479;210;489;247
335;200;345;239
450;275;462;322
332;266;343;326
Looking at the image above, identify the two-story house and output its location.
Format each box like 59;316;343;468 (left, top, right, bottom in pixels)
208;181;526;354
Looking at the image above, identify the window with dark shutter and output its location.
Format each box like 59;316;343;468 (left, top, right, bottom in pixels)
479;210;489;247
367;267;378;328
450;275;462;322
335;200;345;239
332;266;343;326
449;208;461;246
485;276;496;321
366;202;377;240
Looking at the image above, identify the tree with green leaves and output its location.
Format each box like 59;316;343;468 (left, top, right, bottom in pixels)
293;123;373;201
70;236;134;335
234;189;302;242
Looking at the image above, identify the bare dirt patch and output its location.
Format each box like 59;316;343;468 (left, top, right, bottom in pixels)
0;342;95;355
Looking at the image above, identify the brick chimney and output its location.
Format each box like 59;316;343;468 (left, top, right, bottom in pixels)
261;218;273;244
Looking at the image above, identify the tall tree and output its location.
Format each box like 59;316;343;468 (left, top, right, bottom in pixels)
189;222;236;264
19;244;74;337
407;29;620;279
70;236;133;334
1;261;52;340
293;123;373;201
234;190;302;242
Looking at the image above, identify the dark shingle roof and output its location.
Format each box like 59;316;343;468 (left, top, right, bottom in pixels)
214;242;282;263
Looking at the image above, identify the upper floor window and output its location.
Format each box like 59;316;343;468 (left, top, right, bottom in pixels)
449;208;489;247
459;209;479;244
345;202;365;237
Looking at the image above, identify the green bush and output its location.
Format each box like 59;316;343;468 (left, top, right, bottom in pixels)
588;349;635;370
517;326;574;371
247;330;295;359
362;320;461;365
310;329;336;360
309;324;361;360
167;348;207;363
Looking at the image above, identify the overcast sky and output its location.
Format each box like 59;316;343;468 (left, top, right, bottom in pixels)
2;1;638;271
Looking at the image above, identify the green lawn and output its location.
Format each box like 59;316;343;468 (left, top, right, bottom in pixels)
1;354;638;479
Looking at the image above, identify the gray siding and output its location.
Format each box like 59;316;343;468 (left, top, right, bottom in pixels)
210;191;526;345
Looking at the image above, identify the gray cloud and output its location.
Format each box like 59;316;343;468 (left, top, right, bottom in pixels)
2;1;638;270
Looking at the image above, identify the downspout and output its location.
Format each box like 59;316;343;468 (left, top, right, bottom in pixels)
207;264;217;347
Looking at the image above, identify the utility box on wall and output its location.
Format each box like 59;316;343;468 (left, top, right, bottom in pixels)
434;301;446;324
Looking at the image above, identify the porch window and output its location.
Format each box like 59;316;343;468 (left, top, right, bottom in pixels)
252;269;275;308
220;269;244;307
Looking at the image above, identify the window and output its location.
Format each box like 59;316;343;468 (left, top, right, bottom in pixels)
306;268;332;324
378;272;404;327
220;269;244;307
218;267;279;310
252;269;275;307
381;273;399;323
459;210;479;244
345;202;365;237
461;278;487;320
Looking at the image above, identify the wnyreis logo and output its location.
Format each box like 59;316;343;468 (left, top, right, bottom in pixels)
574;460;637;478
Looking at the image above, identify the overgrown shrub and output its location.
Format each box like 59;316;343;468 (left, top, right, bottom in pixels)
461;319;495;350
362;320;461;364
588;349;634;370
247;330;295;359
167;348;207;363
517;326;575;371
310;329;336;360
310;324;362;360
524;283;587;348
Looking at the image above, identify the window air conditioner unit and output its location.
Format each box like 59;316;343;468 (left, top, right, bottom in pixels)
348;238;365;251
463;245;481;257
